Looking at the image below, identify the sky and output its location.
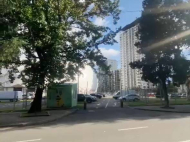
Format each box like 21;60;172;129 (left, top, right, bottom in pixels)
98;0;143;69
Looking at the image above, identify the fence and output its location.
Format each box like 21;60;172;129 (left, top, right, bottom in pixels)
0;95;47;112
128;89;190;107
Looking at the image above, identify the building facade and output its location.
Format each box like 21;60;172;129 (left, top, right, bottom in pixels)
113;70;120;92
97;59;120;93
120;19;149;90
97;69;120;93
0;69;25;91
106;59;118;71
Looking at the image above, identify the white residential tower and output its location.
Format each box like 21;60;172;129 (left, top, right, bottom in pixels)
120;19;149;91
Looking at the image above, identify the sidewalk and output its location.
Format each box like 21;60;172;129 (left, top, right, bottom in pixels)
133;105;190;113
0;109;77;128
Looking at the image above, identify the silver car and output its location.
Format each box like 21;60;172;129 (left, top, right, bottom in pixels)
119;94;140;102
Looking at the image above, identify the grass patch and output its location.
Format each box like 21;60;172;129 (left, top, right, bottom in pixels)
0;109;28;113
21;111;50;117
0;100;32;104
124;98;190;107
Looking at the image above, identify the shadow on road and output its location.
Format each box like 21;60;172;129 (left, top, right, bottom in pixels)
2;106;190;133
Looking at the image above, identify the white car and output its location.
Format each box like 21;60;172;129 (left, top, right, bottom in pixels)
119;94;140;102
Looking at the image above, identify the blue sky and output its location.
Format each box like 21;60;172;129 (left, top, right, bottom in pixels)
98;0;143;68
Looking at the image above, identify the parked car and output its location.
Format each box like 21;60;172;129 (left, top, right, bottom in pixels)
97;93;105;97
90;94;102;99
85;95;97;102
181;93;187;98
101;94;106;97
147;93;156;98
77;94;93;103
113;92;121;100
119;94;140;102
170;93;181;99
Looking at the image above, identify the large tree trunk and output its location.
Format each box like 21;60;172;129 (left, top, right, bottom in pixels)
187;88;190;101
186;80;190;101
28;87;44;113
162;80;169;108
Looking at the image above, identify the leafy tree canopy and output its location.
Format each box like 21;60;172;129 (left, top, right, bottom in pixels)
130;0;190;107
0;0;121;112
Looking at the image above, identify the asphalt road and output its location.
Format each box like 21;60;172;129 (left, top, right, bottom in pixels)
1;96;190;142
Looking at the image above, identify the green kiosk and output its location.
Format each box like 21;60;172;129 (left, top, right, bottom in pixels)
47;83;77;108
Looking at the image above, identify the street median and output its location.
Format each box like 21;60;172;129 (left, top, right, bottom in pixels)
132;105;190;113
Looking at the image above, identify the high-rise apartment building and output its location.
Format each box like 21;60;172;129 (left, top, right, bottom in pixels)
120;19;149;90
106;59;118;71
97;59;120;93
113;70;120;92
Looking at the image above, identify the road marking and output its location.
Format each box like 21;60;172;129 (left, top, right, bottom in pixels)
105;99;110;108
118;126;148;131
15;139;41;142
179;140;190;142
97;103;100;106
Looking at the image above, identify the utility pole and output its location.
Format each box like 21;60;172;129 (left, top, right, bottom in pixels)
86;82;88;94
78;73;79;94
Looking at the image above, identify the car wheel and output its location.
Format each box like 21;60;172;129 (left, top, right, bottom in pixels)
87;99;92;103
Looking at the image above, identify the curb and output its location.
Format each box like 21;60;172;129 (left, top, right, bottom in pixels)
0;109;78;128
134;108;190;113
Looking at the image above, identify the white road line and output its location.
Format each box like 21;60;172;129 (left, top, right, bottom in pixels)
113;102;117;107
179;140;190;142
15;139;42;142
105;99;110;108
118;126;148;131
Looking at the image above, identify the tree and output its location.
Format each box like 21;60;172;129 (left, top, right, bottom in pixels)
186;77;190;100
130;0;190;107
167;84;178;94
0;0;121;113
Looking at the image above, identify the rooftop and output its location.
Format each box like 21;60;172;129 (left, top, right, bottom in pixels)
122;18;140;31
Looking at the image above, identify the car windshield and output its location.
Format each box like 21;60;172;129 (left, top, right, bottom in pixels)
1;1;190;142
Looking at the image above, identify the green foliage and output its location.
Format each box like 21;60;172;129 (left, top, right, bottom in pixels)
168;84;178;93
0;0;121;87
130;0;190;86
130;0;190;106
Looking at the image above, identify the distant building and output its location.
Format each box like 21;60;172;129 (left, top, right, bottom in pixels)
106;59;118;71
0;66;98;94
0;69;25;92
97;59;119;93
120;19;151;90
113;70;121;92
97;69;120;93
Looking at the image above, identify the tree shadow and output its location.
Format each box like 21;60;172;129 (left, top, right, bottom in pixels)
1;106;190;132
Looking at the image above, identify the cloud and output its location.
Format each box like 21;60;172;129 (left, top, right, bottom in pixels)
94;17;109;26
100;47;120;59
